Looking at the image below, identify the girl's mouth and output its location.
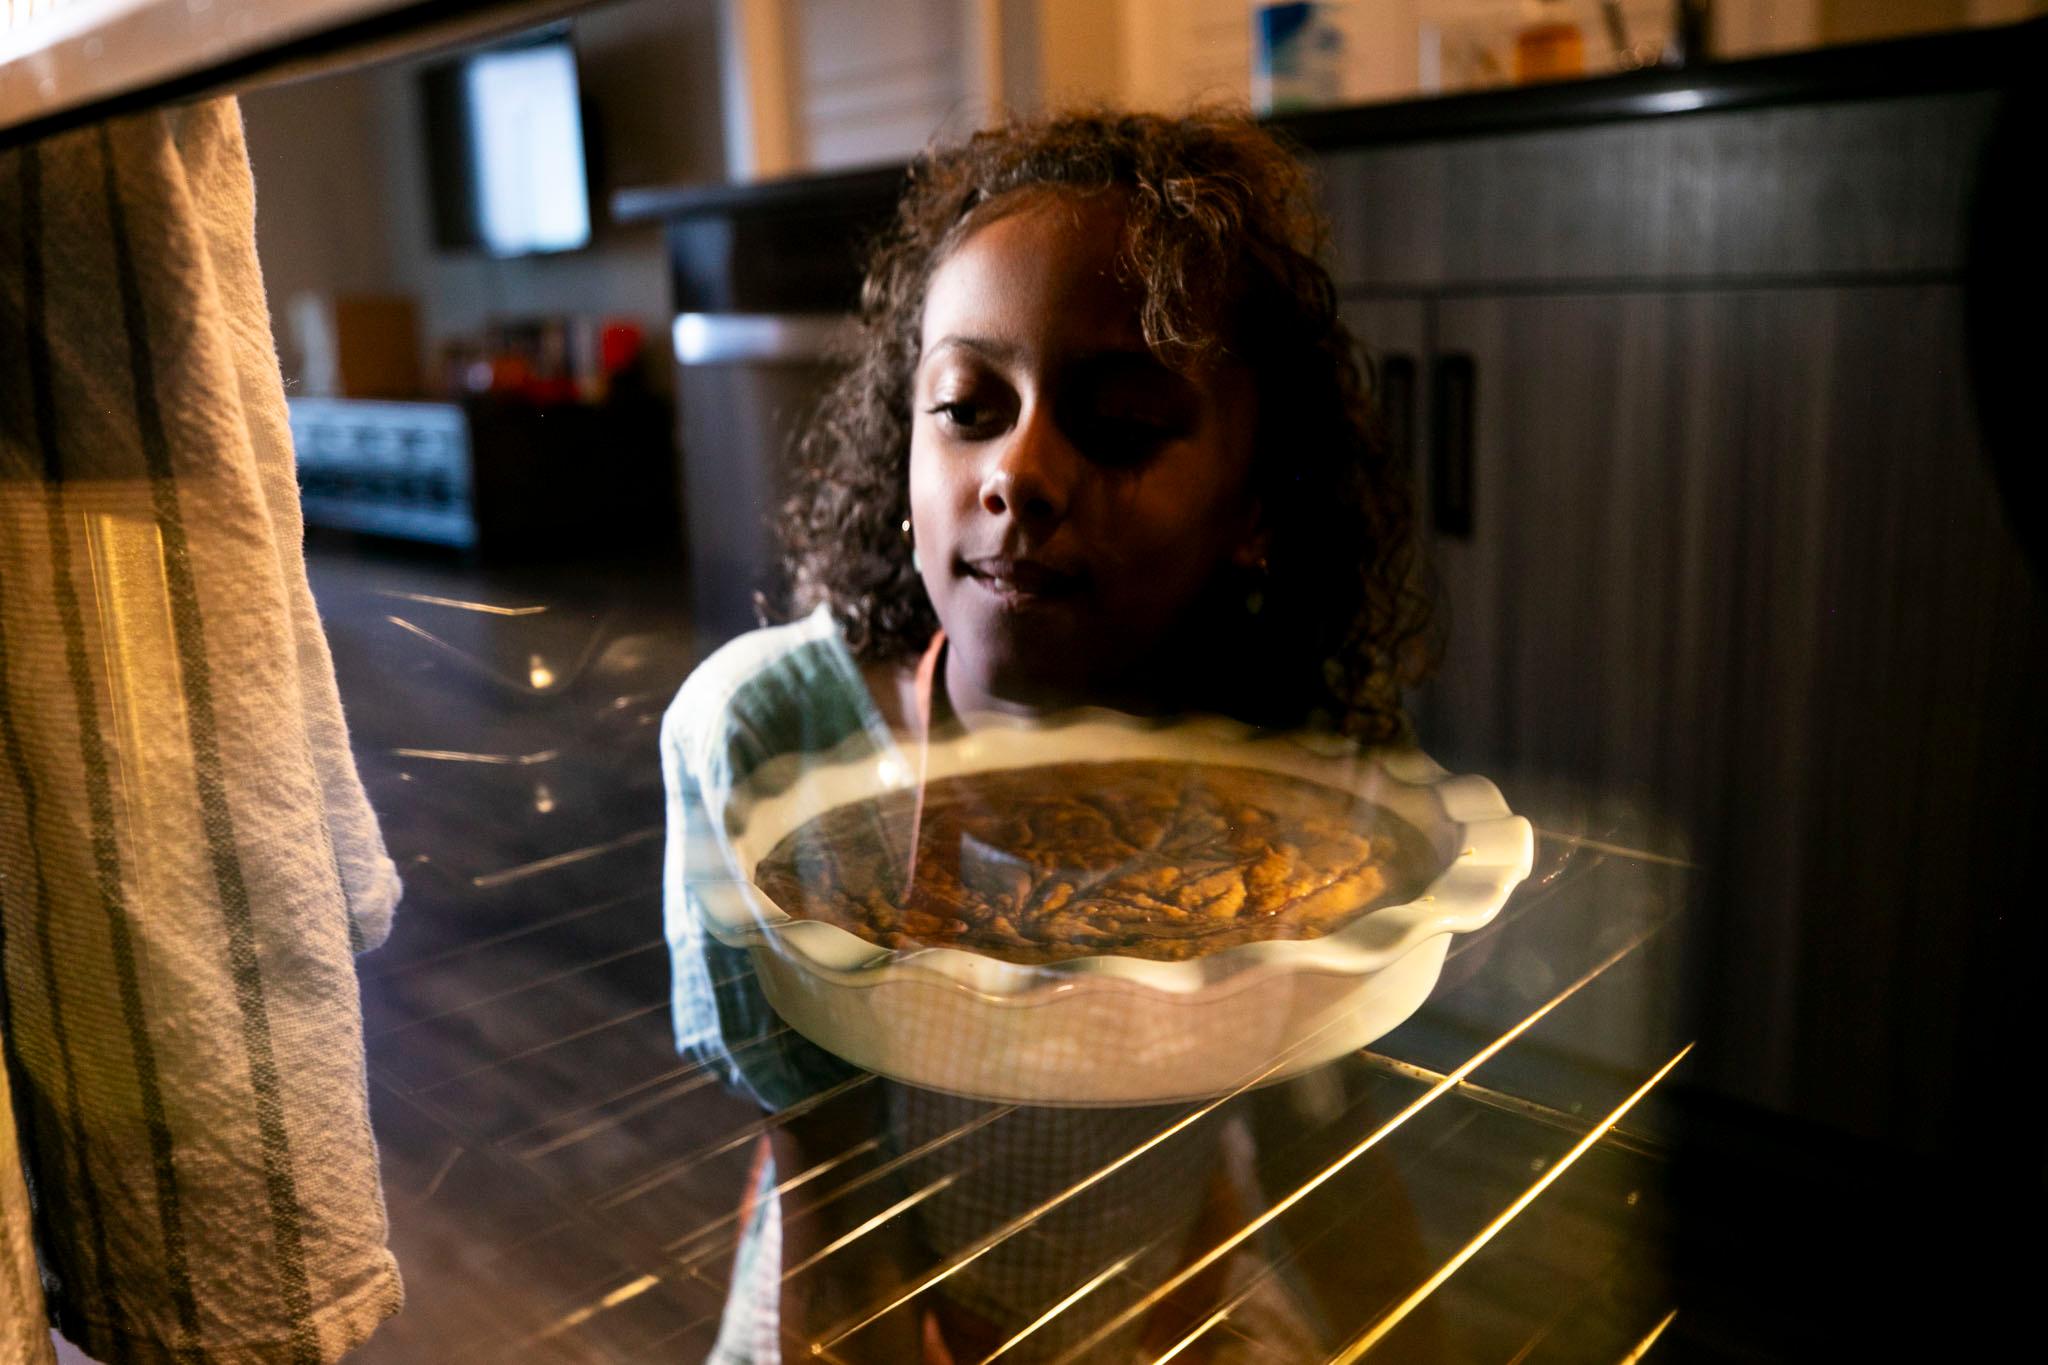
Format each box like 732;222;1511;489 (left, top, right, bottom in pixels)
960;556;1088;604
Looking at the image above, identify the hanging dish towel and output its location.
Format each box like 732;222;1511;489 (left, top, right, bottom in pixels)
0;98;402;1363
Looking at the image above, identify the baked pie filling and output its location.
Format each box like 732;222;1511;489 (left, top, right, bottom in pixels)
753;759;1433;963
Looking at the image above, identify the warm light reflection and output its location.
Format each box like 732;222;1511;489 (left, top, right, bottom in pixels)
1500;1242;1636;1365
539;1109;1028;1360
780;1172;962;1283
1151;1301;1233;1365
468;825;660;889
750;1106;1014;1264
1619;1308;1679;1363
1148;1111;1486;1365
371;589;548;616
1326;1045;1695;1364
1532;828;1698;870
980;1250;1143;1364
805;934;1489;1355
80;511;178;881
535;1271;659;1340
664;1137;887;1262
390;747;559;765
1036;928;1663;1364
596;1073;876;1211
1348;1052;1665;1159
382;614;593;695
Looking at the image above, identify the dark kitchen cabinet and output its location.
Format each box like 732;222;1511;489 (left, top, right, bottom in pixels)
1326;89;2047;1155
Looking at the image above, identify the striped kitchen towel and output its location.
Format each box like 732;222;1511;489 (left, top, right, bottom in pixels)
0;99;402;1362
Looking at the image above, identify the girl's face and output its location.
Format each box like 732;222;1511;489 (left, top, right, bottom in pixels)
908;191;1263;713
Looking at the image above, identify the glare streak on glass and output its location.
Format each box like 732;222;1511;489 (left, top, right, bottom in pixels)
664;1136;887;1257
806;970;1428;1354
371;589;549;615
513;1066;729;1160
382;612;611;694
413;1145;464;1205
468;825;662;888
381;889;651;981
1152;1302;1233;1365
388;747;561;765
506;1014;837;1155
483;1114;1011;1357
1445;842;1601;960
1617;1308;1680;1363
780;1172;963;1282
533;1272;661;1341
976;1250;1142;1365
1036;928;1661;1365
499;1016;799;1148
1500;1244;1638;1365
367;937;668;1039
409;962;769;1097
593;1073;877;1211
1532;828;1699;870
607;688;672;712
678;1105;1015;1264
1144;1109;1488;1365
1325;1045;1695;1364
1347;1050;1668;1158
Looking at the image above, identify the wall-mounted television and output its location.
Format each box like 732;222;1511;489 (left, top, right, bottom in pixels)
421;29;592;257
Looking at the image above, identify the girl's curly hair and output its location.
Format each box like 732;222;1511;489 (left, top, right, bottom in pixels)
774;108;1434;742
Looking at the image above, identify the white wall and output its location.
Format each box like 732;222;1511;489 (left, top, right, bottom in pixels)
242;0;727;390
797;0;973;169
240;69;396;369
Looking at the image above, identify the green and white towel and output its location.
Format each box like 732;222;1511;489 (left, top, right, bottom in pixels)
0;99;401;1363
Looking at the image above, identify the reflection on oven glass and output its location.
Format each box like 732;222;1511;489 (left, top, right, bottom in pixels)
5;0;2037;1360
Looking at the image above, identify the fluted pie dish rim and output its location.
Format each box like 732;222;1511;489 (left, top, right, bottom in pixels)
696;710;1535;1004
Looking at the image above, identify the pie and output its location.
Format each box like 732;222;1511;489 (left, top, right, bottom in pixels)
752;759;1432;964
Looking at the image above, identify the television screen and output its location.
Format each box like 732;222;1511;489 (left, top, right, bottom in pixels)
421;33;592;257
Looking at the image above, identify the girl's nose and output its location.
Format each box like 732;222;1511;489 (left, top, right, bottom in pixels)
979;406;1073;529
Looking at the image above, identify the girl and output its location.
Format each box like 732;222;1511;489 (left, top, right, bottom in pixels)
663;109;1433;1363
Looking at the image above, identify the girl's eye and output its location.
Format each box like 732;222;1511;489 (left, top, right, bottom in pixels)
926;400;1005;436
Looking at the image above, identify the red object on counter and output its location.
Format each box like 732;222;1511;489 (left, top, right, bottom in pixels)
600;321;644;376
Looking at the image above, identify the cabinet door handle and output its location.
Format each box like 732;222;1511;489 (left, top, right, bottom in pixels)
1378;353;1418;480
1432;353;1477;538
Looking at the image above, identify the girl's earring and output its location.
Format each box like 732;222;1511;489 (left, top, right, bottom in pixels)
902;518;921;573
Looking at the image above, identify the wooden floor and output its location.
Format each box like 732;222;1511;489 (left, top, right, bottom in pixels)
293;537;1702;1364
309;540;743;1362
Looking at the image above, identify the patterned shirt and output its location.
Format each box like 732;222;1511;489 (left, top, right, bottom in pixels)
662;606;883;1111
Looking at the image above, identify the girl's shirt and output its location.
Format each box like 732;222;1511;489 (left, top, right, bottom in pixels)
661;604;883;1110
659;608;1307;1361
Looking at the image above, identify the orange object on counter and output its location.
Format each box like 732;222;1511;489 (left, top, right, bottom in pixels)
1516;2;1586;83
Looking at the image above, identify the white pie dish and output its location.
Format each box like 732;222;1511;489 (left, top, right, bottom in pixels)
691;713;1533;1106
